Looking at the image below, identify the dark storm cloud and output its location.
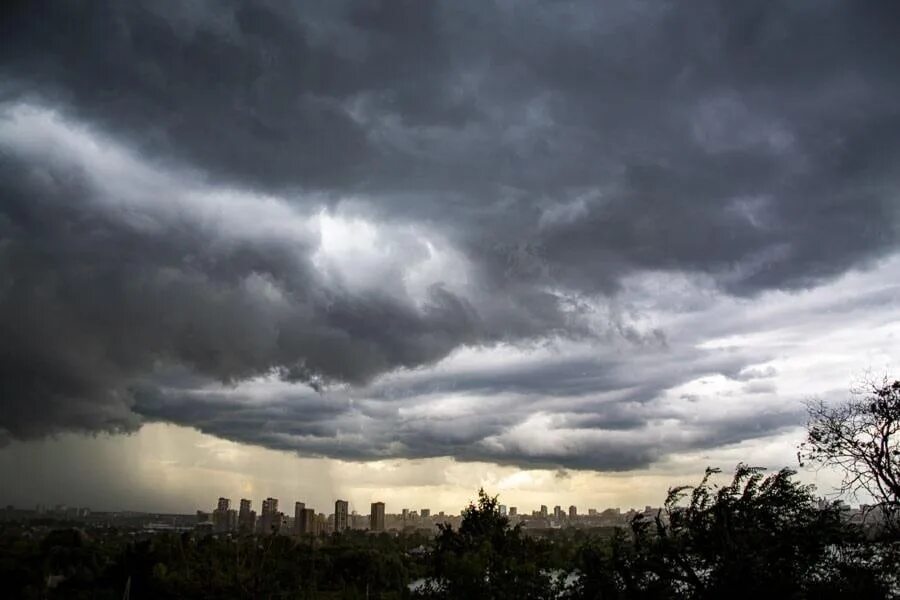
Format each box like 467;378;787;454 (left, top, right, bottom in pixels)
0;147;486;439
1;0;899;468
127;340;781;471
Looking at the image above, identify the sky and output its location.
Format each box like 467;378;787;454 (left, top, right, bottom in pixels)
0;0;899;515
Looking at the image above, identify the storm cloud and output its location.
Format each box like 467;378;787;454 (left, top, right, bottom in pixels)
1;0;899;470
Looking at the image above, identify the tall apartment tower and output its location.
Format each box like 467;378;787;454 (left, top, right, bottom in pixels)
370;502;385;532
293;502;306;534
334;499;349;532
238;499;256;533
213;497;233;532
420;508;430;519
498;505;507;516
260;497;281;534
569;505;577;519
299;508;316;535
509;506;518;517
262;497;279;515
540;505;548;518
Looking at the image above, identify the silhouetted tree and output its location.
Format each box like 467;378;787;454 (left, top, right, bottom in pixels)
801;377;900;531
572;465;890;599
424;488;556;599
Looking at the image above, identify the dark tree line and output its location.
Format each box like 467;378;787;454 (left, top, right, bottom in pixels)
0;528;426;599
572;466;893;600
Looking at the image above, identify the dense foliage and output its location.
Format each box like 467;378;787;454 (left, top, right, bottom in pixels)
573;465;894;599
422;489;560;599
0;526;430;599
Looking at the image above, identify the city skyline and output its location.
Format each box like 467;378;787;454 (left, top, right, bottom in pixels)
190;493;666;536
14;487;873;525
197;495;617;521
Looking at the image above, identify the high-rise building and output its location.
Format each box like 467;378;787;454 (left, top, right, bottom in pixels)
293;502;306;534
420;508;430;519
334;500;349;532
588;508;597;516
402;508;409;521
213;498;234;532
540;505;548;518
370;502;385;532
569;505;577;520
554;505;563;519
509;507;517;517
260;497;281;534
262;497;279;515
499;505;507;516
239;499;256;533
298;508;315;535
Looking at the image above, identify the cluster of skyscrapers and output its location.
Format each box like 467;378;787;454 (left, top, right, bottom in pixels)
205;497;329;535
204;497;410;535
532;504;580;519
201;497;656;536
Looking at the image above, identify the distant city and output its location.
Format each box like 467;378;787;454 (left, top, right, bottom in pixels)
4;494;875;537
195;496;661;536
2;499;662;535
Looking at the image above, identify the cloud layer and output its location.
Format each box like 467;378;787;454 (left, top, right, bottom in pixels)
1;0;899;471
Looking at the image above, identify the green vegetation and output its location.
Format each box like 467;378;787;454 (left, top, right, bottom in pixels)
422;489;558;599
0;526;431;599
573;465;895;600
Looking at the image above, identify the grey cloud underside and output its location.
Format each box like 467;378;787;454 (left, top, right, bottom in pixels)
1;0;899;468
0;154;490;438
132;343;800;471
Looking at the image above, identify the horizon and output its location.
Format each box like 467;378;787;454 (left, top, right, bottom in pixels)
9;488;866;520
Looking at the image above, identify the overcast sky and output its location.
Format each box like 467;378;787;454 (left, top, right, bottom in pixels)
1;0;899;514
